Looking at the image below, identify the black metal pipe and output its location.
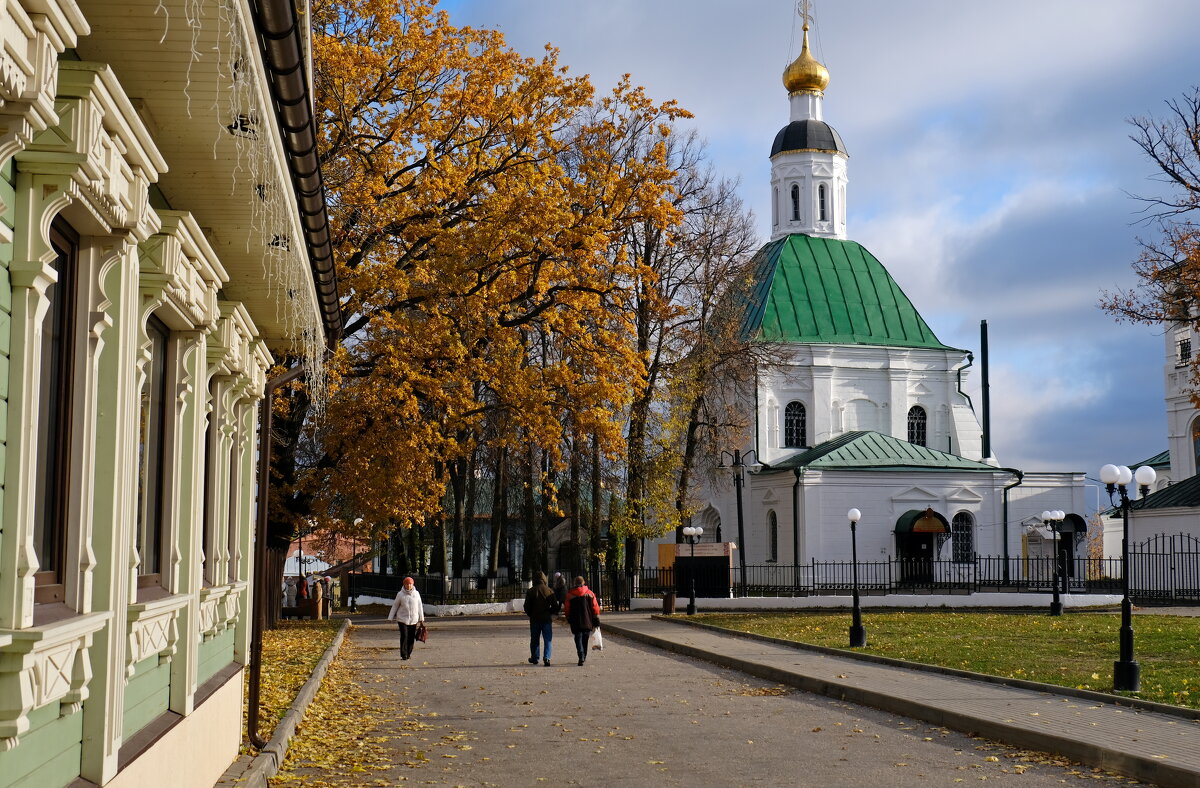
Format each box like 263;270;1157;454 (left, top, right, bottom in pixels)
1001;469;1023;584
733;450;747;593
792;468;803;594
247;363;306;750
980;320;991;460
248;0;342;344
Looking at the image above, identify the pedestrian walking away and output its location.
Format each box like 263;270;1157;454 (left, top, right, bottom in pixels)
563;576;601;666
552;572;567;614
523;571;559;665
387;576;425;661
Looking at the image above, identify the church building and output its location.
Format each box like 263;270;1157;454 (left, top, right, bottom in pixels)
678;18;1088;585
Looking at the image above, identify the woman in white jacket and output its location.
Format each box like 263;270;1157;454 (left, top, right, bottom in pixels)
387;577;425;660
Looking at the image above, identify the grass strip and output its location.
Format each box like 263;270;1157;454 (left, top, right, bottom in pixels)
697;611;1200;709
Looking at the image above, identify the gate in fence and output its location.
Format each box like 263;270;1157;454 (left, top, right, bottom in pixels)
1130;533;1200;605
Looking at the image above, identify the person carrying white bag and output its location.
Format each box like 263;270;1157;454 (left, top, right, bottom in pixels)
564;576;602;666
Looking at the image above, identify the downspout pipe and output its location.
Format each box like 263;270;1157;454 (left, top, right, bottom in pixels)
248;363;306;749
1000;468;1024;585
792;468;803;593
248;0;342;345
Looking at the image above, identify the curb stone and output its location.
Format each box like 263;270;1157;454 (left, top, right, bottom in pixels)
216;618;351;788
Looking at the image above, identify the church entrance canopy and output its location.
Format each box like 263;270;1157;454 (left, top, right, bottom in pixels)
895;508;949;534
894;508;948;585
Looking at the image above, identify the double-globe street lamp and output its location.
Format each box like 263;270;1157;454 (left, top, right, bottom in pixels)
682;525;705;615
847;508;866;648
1040;510;1066;616
1099;463;1156;692
718;449;760;593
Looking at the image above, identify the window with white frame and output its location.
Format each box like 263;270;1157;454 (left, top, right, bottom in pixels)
767;510;779;563
136;314;172;580
33;218;81;595
951;512;974;563
791;184;800;221
784;401;806;448
907;405;927;446
818;183;827;221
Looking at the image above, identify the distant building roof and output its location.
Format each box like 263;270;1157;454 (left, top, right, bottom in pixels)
1129;449;1170;470
764;430;1000;473
742;234;959;350
1130;473;1200;510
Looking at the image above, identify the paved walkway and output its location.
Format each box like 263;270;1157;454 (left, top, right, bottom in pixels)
605;615;1200;788
271;613;1195;787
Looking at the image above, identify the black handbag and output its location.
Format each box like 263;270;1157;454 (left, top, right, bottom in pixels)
416;622;428;643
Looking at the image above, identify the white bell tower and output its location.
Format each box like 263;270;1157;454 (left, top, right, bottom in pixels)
769;12;848;241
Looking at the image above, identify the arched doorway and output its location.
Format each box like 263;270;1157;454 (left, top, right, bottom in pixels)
1058;513;1087;583
895;508;949;584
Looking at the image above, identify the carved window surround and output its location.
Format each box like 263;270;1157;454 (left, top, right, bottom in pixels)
0;0;89;168
138;211;226;333
197;582;246;642
0;610;110;750
124;592;188;679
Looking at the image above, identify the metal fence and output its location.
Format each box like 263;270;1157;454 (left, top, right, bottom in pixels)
345;533;1200;607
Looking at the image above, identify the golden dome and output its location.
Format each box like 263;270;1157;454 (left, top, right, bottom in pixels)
782;25;829;94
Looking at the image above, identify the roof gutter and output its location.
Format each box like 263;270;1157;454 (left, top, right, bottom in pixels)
249;0;342;346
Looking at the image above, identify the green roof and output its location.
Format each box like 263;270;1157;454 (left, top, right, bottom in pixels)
742;234;958;350
1130;473;1200;511
765;431;1000;473
1128;449;1170;470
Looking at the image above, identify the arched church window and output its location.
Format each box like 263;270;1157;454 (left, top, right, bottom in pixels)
907;405;927;446
784;401;806;448
790;184;800;221
767;510;779;563
818;183;827;221
773;188;779;225
951;512;974;563
1192;416;1200;475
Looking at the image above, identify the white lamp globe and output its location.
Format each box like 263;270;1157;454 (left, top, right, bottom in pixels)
682;526;695;537
1041;511;1052;522
1134;466;1157;487
695;526;704;537
1054;510;1065;521
847;508;861;522
1117;466;1134;486
1099;464;1120;485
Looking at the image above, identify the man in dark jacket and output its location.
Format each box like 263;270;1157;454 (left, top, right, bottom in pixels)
523;571;558;666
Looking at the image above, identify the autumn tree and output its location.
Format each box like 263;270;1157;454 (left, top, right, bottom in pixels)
276;0;686;579
1101;87;1200;397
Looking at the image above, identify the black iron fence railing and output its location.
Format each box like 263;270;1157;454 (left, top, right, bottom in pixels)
341;534;1200;607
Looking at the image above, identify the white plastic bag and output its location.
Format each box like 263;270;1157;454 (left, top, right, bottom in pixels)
589;626;603;651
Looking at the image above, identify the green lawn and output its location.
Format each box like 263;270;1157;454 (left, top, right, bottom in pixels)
695;611;1200;709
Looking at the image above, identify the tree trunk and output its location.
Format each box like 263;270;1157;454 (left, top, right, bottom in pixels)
488;447;507;578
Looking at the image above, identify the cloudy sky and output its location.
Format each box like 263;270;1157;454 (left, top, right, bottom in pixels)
439;0;1200;476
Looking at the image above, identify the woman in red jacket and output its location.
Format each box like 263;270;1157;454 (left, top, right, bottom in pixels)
563;576;601;666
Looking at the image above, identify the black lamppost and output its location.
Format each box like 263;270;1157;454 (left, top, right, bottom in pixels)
848;508;866;648
718;449;760;593
1040;509;1065;616
1099;463;1156;692
682;525;705;615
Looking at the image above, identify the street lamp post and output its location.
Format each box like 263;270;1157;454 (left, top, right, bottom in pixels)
1099;463;1156;692
1041;510;1065;616
848;508;866;648
719;449;760;594
682;525;705;615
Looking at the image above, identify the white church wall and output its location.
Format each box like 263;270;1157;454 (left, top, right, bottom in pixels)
1165;322;1196;480
756;346;980;466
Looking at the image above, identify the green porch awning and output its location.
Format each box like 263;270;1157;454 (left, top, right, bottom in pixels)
895;508;949;534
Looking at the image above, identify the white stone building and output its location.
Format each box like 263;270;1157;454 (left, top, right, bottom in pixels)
664;22;1087;583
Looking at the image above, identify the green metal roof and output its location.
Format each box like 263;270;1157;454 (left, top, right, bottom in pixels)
742;234;957;350
1128;449;1170;470
765;430;1001;473
1130;473;1200;510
